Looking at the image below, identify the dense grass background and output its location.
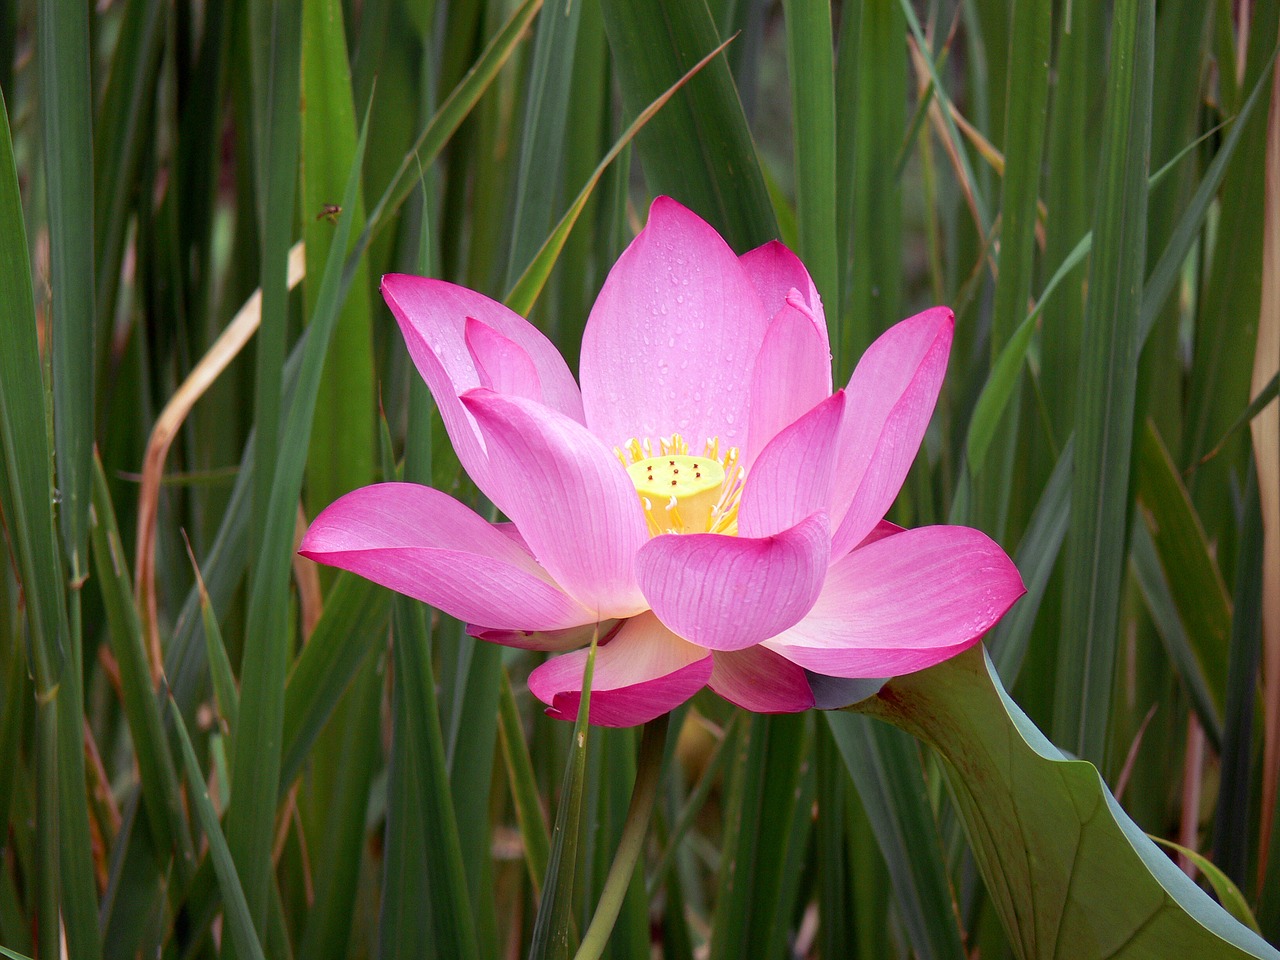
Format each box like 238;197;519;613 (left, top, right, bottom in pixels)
0;0;1277;957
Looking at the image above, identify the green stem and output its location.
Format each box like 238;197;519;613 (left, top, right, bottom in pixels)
573;713;670;960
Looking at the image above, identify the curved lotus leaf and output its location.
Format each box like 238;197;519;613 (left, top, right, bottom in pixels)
848;646;1279;960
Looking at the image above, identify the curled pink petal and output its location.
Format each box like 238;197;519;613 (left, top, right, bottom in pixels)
636;513;830;652
763;525;1025;677
739;391;845;538
381;275;583;499
829;306;954;558
462;390;649;619
579;197;770;452
299;483;590;630
744;299;833;466
464;316;542;401
709;646;814;713
739;239;829;352
468;620;610;652
528;612;713;727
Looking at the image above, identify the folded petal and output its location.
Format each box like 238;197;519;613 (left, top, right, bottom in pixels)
465;316;542;401
829;306;953;557
468;620;609;652
528;612;713;727
709;646;814;713
579;197;770;452
462;390;649;619
739;391;845;538
763;525;1025;677
637;513;830;652
381;274;584;498
738;239;829;352
299;482;590;630
744;297;834;466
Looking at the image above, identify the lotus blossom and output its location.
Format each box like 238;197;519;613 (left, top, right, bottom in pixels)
300;197;1025;727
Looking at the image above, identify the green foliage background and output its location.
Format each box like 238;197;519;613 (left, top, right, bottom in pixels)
0;0;1277;957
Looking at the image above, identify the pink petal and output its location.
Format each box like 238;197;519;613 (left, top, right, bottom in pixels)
636;513;830;652
528;612;713;727
744;297;834;467
468;620;611;652
738;239;829;352
829;306;954;558
709;646;814;713
856;519;905;548
739;391;845;538
381;275;583;500
464;316;541;401
579;197;770;453
763;525;1025;677
299;483;590;630
461;390;649;619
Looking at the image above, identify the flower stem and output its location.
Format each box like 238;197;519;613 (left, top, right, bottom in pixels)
573;713;671;960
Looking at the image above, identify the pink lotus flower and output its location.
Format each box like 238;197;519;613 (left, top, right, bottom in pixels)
300;197;1025;727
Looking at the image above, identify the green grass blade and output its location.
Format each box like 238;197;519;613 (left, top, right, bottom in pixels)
707;714;807;960
362;0;544;253
1135;421;1232;716
300;0;375;518
504;33;737;317
827;713;968;960
1129;518;1224;747
38;0;95;578
782;0;837;309
503;0;582;288
225;69;365;941
279;573;388;793
295;656;382;960
987;438;1074;685
1214;464;1265;887
528;636;598;960
599;0;777;251
499;668;551;897
390;596;481;960
89;454;197;882
91;0;164;335
1052;0;1155;766
170;701;269;960
0;87;80;960
845;0;906;360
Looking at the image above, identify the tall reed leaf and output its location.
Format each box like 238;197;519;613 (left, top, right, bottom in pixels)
1052;0;1155;766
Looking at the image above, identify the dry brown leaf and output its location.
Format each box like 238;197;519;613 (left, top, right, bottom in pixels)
1253;19;1280;889
133;242;306;683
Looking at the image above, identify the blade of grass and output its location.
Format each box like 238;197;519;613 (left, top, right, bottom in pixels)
598;0;777;251
1129;519;1224;748
782;0;837;310
170;701;268;960
498;667;551;898
38;0;94;581
827;712;968;960
1215;462;1265;888
1135;421;1232;719
1051;0;1154;766
846;0;906;359
505;33;737;317
503;0;582;289
89;454;197;883
224;74;364;943
0;87;74;960
300;0;375;519
528;634;598;960
707;713;807;960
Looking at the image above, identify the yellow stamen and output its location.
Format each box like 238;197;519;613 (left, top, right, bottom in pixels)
617;434;742;536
